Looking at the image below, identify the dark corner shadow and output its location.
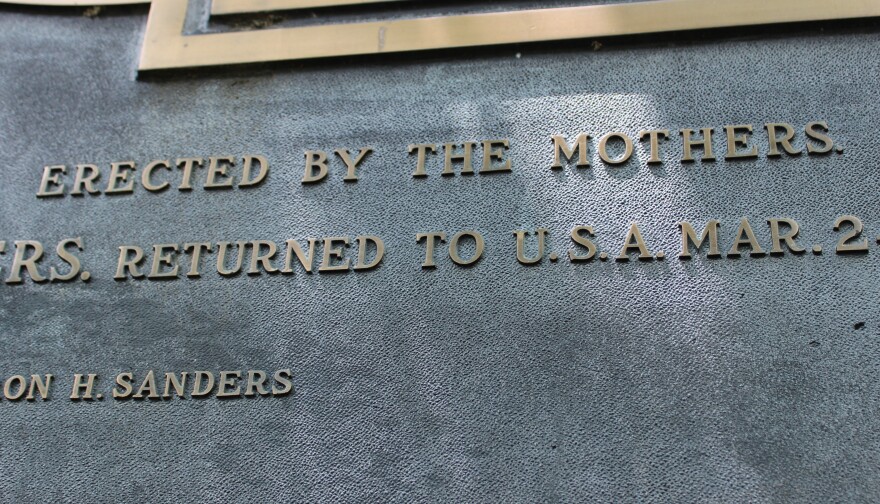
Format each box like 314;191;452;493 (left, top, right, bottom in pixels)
0;3;148;18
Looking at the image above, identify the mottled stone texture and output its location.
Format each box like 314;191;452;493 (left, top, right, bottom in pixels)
0;2;879;502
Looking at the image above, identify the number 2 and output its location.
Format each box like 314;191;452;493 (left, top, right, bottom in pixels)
834;215;869;253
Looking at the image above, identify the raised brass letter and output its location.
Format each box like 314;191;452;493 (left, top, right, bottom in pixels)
597;132;634;165
768;218;805;255
70;373;97;400
217;371;242;398
480;140;512;174
183;242;212;278
514;228;547;265
335;148;373;182
443;142;477;176
728;218;764;257
240;155;269;187
302;151;329;183
192;371;215;397
408;144;437;177
319;237;351;272
248;240;279;275
133;370;160;399
105;161;136;194
149;244;180;279
7;240;46;284
216;241;247;276
638;130;669;164
205;156;235;189
37;165;66;197
114;246;145;280
176;157;203;190
416;232;446;268
141;160;171;192
162;372;187;399
281;238;319;274
112;373;133;399
551;134;589;169
679;220;721;259
50;237;84;282
3;375;26;401
26;374;52;401
617;223;652;261
680;128;715;162
71;164;101;195
765;123;801;157
724;124;758;159
805;121;834;154
245;371;270;397
272;369;294;396
449;231;484;266
569;226;597;261
353;235;385;271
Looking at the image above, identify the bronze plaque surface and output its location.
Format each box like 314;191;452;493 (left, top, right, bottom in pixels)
1;1;880;502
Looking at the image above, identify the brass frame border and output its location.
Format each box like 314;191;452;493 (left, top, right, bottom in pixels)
211;0;396;16
140;0;880;71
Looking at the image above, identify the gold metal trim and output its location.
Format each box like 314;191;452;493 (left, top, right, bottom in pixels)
211;0;396;16
138;0;880;71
